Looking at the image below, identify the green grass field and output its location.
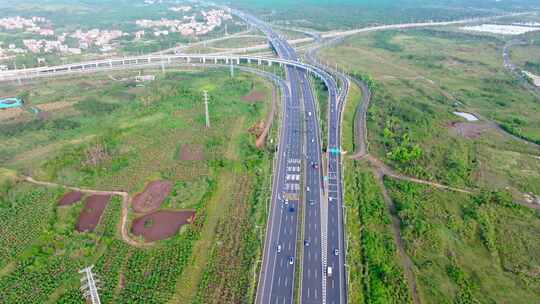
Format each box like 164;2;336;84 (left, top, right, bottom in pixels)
321;28;540;194
0;68;275;303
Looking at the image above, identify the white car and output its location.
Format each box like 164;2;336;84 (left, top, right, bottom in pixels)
288;256;294;265
277;244;282;253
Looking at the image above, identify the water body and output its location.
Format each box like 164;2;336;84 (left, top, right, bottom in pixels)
453;111;479;121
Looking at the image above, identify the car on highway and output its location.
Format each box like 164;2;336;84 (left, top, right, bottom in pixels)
333;248;339;256
309;199;315;206
327;266;333;277
288;256;294;265
304;240;310;247
311;161;319;169
306;186;310;192
277;244;282;253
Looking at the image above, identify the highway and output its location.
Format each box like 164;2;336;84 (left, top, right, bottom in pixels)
237;11;305;304
234;8;346;304
305;36;350;304
0;7;348;303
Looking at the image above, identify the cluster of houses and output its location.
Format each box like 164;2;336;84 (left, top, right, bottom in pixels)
135;9;232;37
0;4;234;66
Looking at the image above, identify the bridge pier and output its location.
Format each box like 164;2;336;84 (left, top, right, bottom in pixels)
268;60;272;67
258;59;261;65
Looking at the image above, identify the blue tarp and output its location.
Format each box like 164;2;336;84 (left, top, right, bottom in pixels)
0;97;23;109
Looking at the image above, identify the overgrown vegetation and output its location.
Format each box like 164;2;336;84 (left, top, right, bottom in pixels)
321;28;540;194
344;160;412;303
384;178;540;303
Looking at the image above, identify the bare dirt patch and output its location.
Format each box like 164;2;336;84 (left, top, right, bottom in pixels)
34;101;75;112
131;210;196;242
76;194;111;232
0;108;26;121
58;191;83;206
249;120;265;138
241;90;266;103
132;180;172;213
449;121;492;139
180;144;205;161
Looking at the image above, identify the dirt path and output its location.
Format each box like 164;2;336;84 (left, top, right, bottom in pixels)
256;81;278;148
23;176;151;248
371;168;422;304
365;156;473;194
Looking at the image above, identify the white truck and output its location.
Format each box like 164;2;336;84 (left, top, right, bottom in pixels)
327;266;333;277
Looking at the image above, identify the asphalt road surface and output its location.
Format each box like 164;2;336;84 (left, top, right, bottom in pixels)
235;8;346;304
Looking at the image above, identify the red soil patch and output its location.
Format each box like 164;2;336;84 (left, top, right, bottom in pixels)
249;120;265;138
449;121;491;139
242;90;266;103
132;180;172;213
131;210;196;242
180;144;205;161
76;194;111;232
58;191;83;206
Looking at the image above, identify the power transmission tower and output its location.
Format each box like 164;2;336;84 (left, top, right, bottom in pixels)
79;265;101;304
203;90;210;128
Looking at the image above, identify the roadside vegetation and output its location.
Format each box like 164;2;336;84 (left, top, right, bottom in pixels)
311;76;329;149
344;159;413;303
0;68;274;303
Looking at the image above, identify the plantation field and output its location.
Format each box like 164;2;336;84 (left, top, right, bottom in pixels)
0;68;275;303
320;28;540;196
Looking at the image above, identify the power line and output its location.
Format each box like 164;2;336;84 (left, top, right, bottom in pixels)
203;90;210;128
79;265;101;304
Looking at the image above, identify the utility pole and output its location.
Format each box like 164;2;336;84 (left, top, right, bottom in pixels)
203;90;210;128
79;265;101;304
230;61;234;78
